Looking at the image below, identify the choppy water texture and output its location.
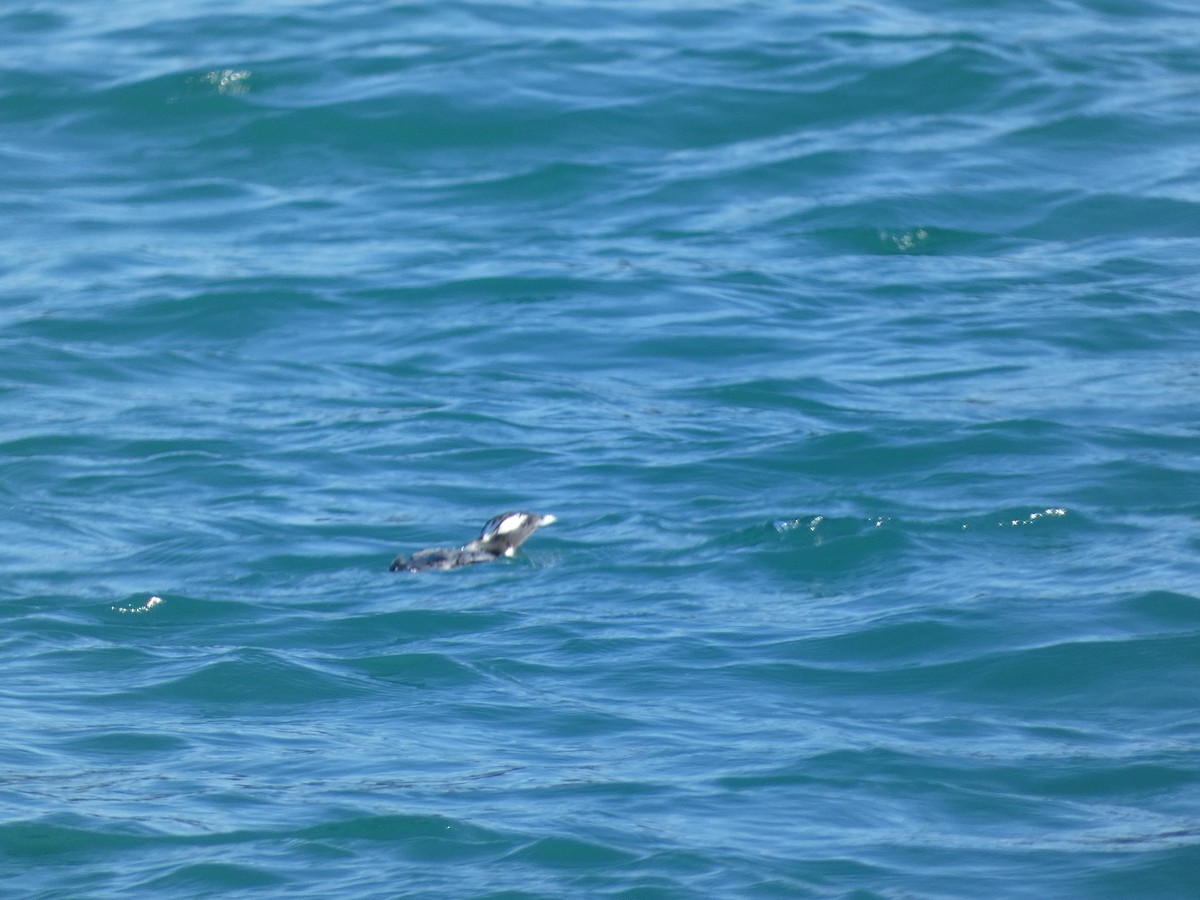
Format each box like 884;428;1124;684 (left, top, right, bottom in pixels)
3;0;1199;896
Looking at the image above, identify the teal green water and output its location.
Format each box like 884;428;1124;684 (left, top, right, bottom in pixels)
3;1;1199;896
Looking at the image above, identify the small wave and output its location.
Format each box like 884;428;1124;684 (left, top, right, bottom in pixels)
112;594;164;614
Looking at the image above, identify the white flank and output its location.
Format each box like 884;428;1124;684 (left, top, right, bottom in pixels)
496;514;526;534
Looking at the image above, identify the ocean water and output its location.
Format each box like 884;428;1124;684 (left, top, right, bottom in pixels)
2;0;1199;896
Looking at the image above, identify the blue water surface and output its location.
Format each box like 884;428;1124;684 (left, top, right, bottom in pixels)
2;0;1199;896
